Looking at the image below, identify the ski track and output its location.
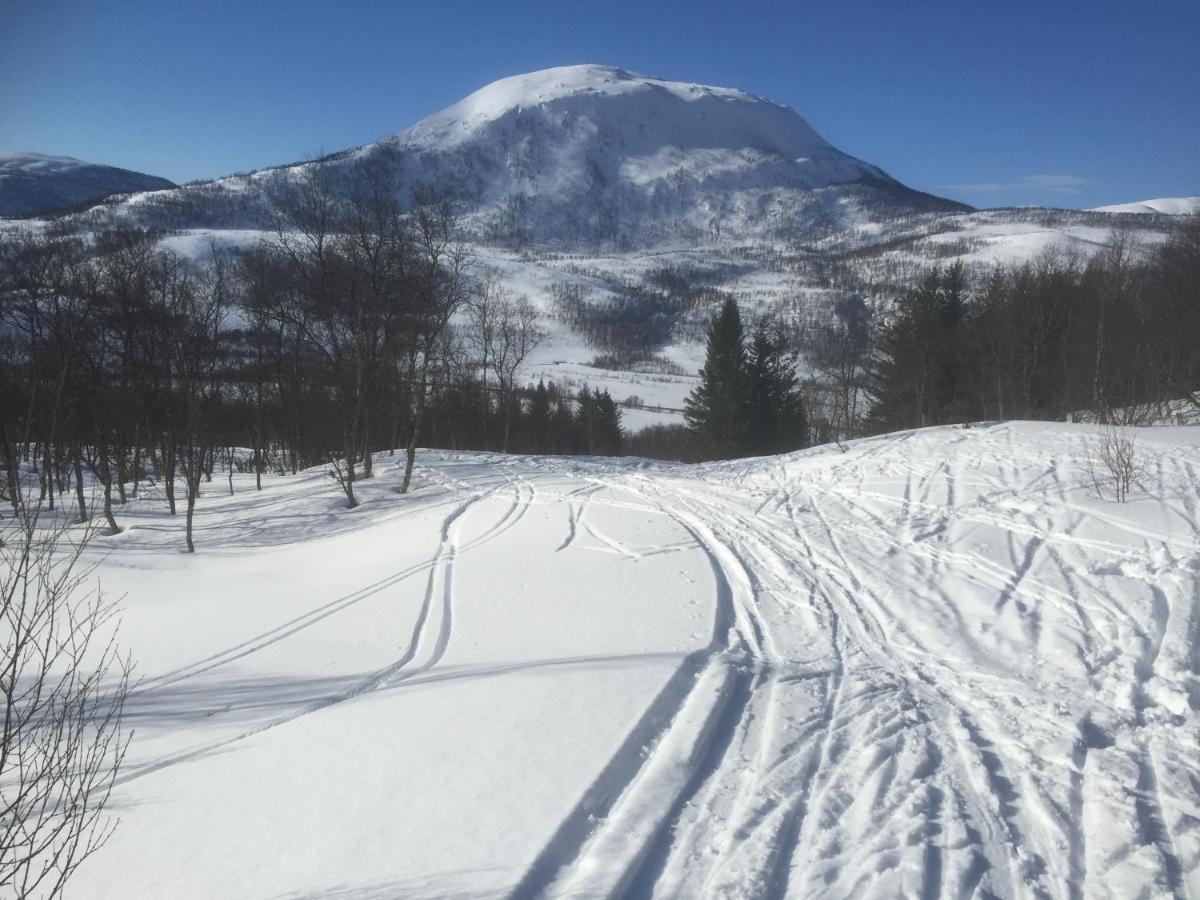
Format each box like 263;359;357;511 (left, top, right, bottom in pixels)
116;469;534;786
96;428;1200;898
507;426;1200;899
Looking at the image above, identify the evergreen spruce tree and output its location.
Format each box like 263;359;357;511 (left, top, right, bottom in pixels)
549;387;576;454
592;389;624;456
529;379;551;453
869;264;966;433
745;322;808;455
685;298;747;460
575;386;595;454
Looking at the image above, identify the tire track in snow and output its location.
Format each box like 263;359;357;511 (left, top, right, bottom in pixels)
612;479;845;900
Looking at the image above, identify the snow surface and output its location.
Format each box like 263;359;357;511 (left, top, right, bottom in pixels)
59;422;1200;898
1090;197;1200;216
400;65;838;163
0;151;91;172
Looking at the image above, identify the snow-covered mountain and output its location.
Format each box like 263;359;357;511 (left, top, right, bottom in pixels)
0;151;176;218
372;65;969;242
1090;196;1200;215
101;65;969;242
7;67;1187;421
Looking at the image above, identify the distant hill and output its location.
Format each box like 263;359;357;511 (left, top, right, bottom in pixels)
1089;196;1200;215
0;151;176;218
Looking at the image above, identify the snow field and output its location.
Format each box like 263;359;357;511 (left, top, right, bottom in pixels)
59;422;1200;898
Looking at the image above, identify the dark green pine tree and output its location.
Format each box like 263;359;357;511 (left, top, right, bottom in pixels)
744;322;808;455
575;386;595;454
529;379;551;453
868;264;966;434
685;298;747;460
591;389;624;456
549;388;576;454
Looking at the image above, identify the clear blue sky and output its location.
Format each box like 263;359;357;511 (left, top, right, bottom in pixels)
3;0;1197;209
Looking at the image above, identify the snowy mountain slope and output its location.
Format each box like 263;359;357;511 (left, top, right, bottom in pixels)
1090;196;1200;215
91;65;969;242
62;422;1200;898
0;151;175;217
93;214;1180;434
371;64;969;242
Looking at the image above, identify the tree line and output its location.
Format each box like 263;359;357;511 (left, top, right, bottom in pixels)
867;218;1200;433
0;158;633;553
681;217;1200;459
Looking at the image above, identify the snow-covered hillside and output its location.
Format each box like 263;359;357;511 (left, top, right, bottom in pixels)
371;64;968;243
0;151;175;217
65;422;1200;898
84;65;968;243
1090;197;1200;216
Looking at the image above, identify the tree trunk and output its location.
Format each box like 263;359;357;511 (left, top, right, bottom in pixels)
164;438;177;516
400;371;429;494
115;452;128;504
129;427;141;498
72;447;88;523
402;442;418;495
341;458;358;508
2;431;20;513
100;459;120;534
42;443;54;511
502;392;513;454
185;479;197;553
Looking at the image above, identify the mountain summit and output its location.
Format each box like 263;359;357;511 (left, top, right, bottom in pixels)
371;65;967;243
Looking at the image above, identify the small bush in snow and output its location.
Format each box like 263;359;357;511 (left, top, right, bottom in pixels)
1081;426;1146;503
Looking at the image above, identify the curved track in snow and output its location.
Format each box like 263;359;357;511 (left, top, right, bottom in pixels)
71;425;1200;899
512;423;1200;899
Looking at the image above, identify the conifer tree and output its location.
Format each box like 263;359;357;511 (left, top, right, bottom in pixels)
529;379;551;453
591;389;624;456
869;263;966;433
745;322;808;455
685;298;747;460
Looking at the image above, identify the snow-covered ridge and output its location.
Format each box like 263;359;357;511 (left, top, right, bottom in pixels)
1089;196;1200;215
398;64;823;154
69;65;967;244
0;150;91;170
0;150;175;217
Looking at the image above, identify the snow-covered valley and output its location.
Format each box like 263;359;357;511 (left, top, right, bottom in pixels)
60;422;1200;899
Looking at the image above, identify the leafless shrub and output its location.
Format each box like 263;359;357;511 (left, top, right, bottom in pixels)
0;504;130;898
1081;425;1147;502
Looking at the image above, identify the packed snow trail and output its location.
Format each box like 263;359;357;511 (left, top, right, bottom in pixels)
66;424;1200;899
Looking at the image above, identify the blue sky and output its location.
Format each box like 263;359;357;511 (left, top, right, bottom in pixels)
3;0;1197;209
